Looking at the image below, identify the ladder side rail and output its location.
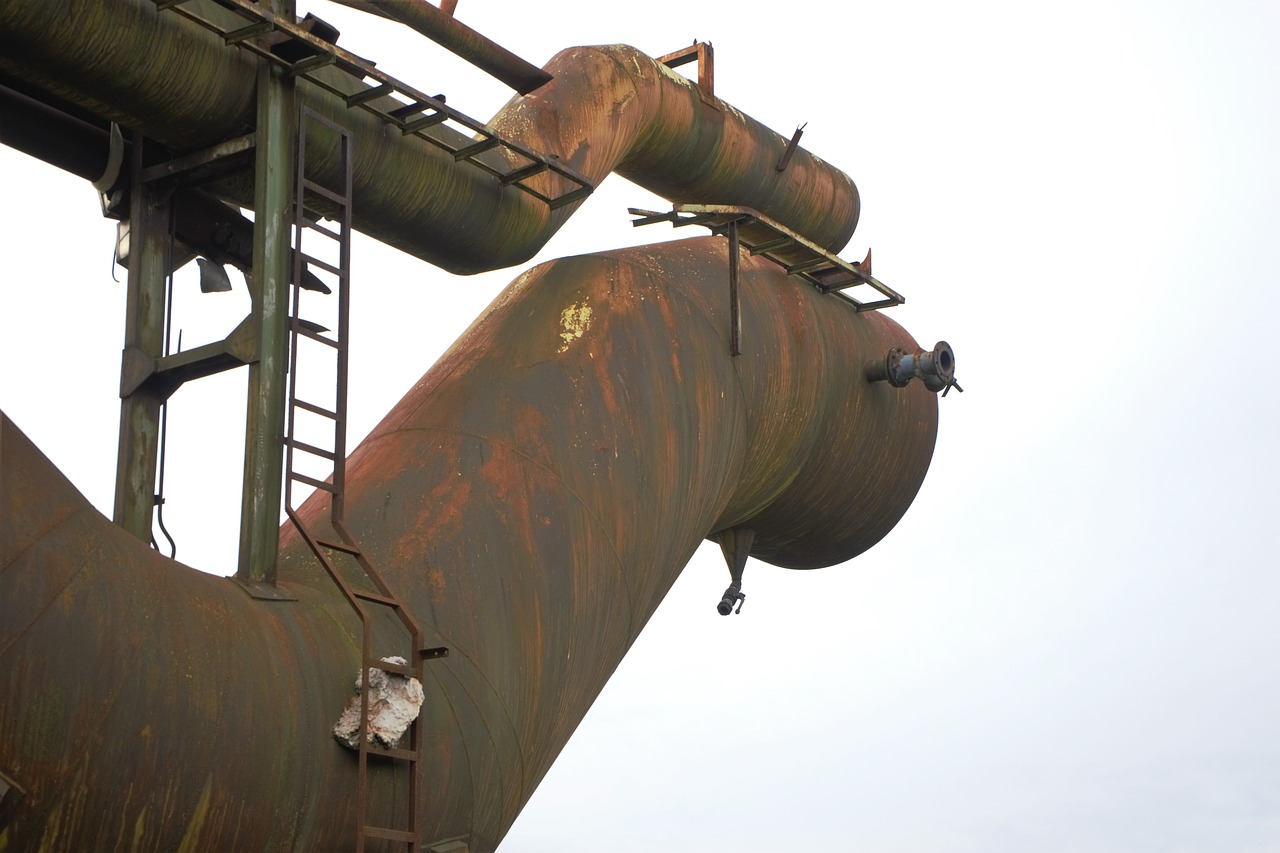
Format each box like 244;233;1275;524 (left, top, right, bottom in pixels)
284;107;309;518
330;119;354;524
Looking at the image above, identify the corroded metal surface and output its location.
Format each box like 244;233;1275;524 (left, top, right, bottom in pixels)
1;2;946;849
1;237;937;851
0;0;858;272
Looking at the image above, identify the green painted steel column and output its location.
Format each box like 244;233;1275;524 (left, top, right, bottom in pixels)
112;135;168;541
237;5;296;584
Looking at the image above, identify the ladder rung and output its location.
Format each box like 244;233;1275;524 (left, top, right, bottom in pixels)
388;100;432;119
301;252;344;277
453;136;501;161
362;826;417;843
301;216;342;241
293;399;338;419
354;588;399;607
291;316;329;335
225;21;274;44
545;184;594;211
400;110;449;134
748;236;796;255
285;52;336;77
285;437;336;460
366;658;417;678
345;82;394;108
809;264;855;281
296;324;339;348
290;472;336;492
315;537;360;555
363;742;418;761
814;278;857;295
500;160;549;186
301;179;348;207
785;256;829;275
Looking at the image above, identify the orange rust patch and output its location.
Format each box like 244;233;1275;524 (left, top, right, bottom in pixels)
426;568;447;602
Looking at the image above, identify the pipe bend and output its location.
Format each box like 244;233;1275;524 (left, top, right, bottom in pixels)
495;43;860;255
0;3;861;271
0;237;939;850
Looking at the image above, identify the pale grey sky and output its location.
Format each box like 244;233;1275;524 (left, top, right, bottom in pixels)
2;1;1277;850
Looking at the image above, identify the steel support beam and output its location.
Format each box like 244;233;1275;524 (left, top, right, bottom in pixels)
236;2;296;585
112;134;169;542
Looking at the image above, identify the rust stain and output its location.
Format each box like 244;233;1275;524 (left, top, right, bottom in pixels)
427;568;447;602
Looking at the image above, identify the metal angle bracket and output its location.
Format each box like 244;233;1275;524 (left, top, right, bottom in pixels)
231;577;300;601
629;205;745;355
657;41;717;108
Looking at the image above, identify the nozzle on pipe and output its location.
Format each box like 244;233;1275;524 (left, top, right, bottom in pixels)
712;526;752;616
717;582;745;616
866;341;961;395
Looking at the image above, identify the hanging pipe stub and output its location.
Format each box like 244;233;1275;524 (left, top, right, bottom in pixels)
866;340;961;395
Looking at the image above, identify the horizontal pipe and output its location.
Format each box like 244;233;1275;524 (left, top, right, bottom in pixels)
0;237;937;850
328;0;554;94
0;82;114;182
0;0;859;273
0;83;262;274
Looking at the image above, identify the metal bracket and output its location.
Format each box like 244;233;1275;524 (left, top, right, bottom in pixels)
92;121;126;193
657;41;717;108
776;123;806;172
231;577;300;601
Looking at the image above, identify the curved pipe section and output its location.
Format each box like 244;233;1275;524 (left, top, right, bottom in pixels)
0;0;858;272
1;237;936;851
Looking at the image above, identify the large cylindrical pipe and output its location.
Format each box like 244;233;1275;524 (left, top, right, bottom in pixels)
0;0;859;273
0;237;936;851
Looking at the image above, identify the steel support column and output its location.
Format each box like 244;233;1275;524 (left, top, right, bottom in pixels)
237;1;297;584
112;134;169;542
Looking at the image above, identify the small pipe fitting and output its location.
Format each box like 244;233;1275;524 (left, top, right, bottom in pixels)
866;341;959;394
717;581;745;615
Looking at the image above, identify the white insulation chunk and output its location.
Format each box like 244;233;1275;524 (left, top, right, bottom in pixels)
332;656;424;750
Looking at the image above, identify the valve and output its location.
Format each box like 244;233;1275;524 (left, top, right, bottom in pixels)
717;582;745;615
866;340;962;395
712;526;753;617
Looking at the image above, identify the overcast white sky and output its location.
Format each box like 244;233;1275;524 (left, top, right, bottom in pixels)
2;1;1278;850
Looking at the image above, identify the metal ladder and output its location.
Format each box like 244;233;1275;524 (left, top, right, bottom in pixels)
282;106;435;852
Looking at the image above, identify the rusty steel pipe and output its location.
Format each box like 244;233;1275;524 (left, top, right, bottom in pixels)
1;237;937;851
328;0;554;94
0;0;859;273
